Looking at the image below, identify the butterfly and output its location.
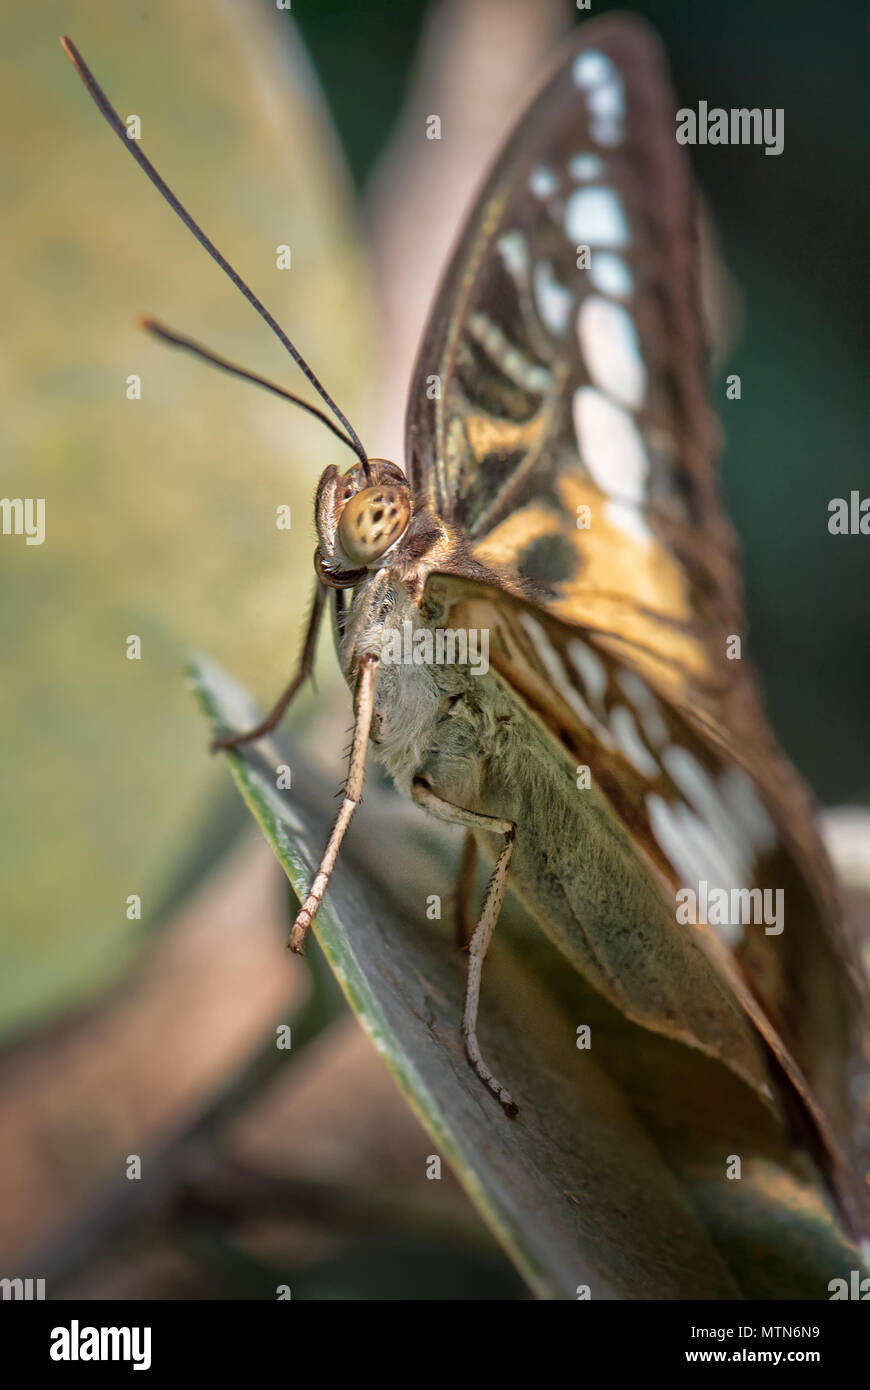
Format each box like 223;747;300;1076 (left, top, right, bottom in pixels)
62;16;870;1237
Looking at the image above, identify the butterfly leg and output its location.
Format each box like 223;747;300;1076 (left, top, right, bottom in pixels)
412;779;517;1117
454;831;478;949
212;581;327;751
288;653;378;954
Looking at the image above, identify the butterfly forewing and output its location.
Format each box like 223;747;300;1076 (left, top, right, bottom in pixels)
407;18;869;1217
407;20;737;670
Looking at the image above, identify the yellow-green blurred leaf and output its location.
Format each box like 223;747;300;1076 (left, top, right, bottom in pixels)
0;0;372;1029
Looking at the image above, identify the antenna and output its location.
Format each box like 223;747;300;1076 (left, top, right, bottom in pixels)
60;35;371;476
140;319;360;453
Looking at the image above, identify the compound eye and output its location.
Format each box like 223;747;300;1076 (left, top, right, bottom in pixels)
338;485;410;566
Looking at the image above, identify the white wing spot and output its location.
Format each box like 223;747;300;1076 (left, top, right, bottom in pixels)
611;705;659;778
572;51;625;145
573;387;649;503
616;670;669;748
647;793;700;884
587;81;625;121
497;229;529;279
646;792;746;947
591;116;624;148
577;296;646;410
533;261;573;335
568;638;608;709
469;314;551;394
564;187;630;248
718;766;779;854
604;499;653;545
529;166;559;199
572;51;617;89
569;153;604;181
588;251;634;298
662;746;750;869
519;613;614;748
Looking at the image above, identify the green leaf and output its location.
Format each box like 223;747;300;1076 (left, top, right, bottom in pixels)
193;658;864;1300
0;0;371;1029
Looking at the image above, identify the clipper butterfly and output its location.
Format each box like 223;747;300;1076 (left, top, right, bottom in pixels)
62;15;870;1238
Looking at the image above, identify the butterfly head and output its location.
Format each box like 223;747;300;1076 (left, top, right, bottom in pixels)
315;458;413;584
